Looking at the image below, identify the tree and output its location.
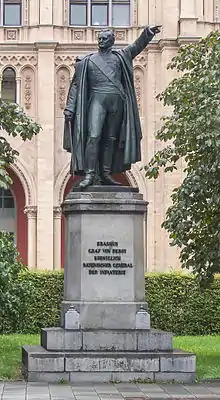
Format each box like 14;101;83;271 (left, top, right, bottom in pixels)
0;100;41;188
144;30;220;285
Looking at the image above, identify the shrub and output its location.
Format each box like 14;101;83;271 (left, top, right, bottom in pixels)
17;270;64;333
0;231;26;332
145;273;220;335
0;268;220;335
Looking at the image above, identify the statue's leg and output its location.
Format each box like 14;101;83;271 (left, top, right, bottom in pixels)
79;94;106;188
100;94;124;186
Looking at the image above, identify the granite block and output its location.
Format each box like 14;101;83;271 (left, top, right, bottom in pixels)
41;328;82;351
22;346;64;372
83;331;137;351
154;372;196;383
160;354;196;372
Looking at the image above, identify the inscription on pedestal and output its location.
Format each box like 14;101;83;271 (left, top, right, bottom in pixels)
82;241;133;276
81;214;135;301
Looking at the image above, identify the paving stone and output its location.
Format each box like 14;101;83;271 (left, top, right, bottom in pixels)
1;381;220;400
205;383;220;395
143;395;170;399
49;385;74;395
2;397;26;400
50;398;75;400
99;395;123;398
195;397;219;400
184;384;216;396
160;384;194;397
120;394;145;397
137;384;163;391
123;397;147;400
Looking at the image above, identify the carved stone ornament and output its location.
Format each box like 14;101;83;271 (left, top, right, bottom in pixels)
115;30;127;41
24;206;37;219
64;0;68;25
134;52;147;68
55;55;76;68
5;29;18;41
53;206;62;219
24;0;29;25
0;55;37;68
215;0;220;21
59;73;68;110
72;30;84;41
94;30;101;41
134;73;142;115
24;75;32;110
132;0;138;26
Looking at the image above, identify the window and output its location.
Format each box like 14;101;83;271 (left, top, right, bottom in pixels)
0;188;16;240
91;0;108;26
112;0;130;26
1;67;16;103
70;0;87;25
69;0;130;26
3;0;21;26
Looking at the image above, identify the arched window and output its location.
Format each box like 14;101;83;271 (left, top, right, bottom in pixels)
3;0;22;26
69;0;130;27
1;67;16;103
0;188;16;241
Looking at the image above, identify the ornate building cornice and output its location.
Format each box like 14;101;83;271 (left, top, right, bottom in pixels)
0;54;37;68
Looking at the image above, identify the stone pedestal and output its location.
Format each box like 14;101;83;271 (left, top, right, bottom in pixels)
22;187;196;383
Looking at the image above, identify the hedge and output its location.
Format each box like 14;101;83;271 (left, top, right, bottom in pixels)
146;273;220;336
1;270;220;335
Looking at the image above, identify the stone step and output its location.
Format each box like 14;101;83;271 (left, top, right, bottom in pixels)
22;345;196;384
41;327;173;352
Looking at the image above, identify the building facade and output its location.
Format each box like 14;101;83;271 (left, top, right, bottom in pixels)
0;0;219;271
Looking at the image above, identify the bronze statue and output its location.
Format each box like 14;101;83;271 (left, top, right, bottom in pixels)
63;26;161;188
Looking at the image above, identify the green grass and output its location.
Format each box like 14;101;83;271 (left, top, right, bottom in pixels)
174;335;220;380
0;334;40;380
0;334;219;380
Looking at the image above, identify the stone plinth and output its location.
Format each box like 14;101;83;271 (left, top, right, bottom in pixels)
61;187;148;330
22;187;196;383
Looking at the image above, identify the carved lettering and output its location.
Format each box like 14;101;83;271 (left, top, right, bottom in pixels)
83;240;134;277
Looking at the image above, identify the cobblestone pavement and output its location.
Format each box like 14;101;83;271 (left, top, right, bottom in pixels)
0;382;220;400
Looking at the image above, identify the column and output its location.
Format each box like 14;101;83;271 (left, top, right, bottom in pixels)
36;42;57;270
179;0;197;37
53;206;62;270
0;74;2;97
24;206;37;268
16;77;21;105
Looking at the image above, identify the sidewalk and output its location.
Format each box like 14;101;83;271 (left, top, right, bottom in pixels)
0;382;220;400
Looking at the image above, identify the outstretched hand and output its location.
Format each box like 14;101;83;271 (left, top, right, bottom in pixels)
149;25;162;35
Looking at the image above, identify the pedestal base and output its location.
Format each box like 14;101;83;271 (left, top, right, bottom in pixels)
22;328;196;382
22;189;196;383
22;328;196;383
60;301;148;329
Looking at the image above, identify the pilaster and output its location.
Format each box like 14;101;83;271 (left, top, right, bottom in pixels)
36;42;58;270
53;206;62;269
179;0;198;37
24;206;37;268
40;0;53;25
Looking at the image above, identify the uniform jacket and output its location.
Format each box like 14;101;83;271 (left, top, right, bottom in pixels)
63;28;154;174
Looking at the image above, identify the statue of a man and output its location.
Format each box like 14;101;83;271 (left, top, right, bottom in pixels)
63;25;161;188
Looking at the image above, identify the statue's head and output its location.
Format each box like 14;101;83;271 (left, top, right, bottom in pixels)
98;30;115;50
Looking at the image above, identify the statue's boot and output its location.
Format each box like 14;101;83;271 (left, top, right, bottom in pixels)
101;138;122;186
79;170;95;188
79;137;98;189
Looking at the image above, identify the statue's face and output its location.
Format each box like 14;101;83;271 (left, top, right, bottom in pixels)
98;31;114;50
